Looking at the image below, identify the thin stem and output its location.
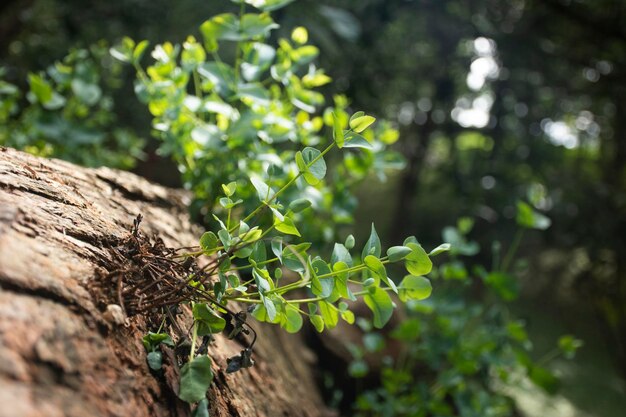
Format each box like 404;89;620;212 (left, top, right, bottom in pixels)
189;320;198;362
501;229;525;272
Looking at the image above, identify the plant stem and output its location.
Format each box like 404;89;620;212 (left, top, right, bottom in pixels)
189;320;198;362
501;229;525;272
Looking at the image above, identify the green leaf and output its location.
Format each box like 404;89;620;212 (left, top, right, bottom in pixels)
516;201;551;230
291;26;308;44
274;216;301;237
429;243;451;257
261;295;277;322
361;223;381;260
142;332;174;351
332;261;354;300
240;226;263;243
253;268;272;293
289;198;312;213
193;303;226;336
345;234;355;249
332;112;345;148
280;304;303;333
198;62;236;96
364;255;397;293
199;231;218;253
271;237;283;263
282;243;311;272
192;399;209;417
398;275;432;302
218;229;232;250
318;301;339;329
178;355;214;403
310;258;334;299
343;131;374;149
363;287;394;329
133;40;150;64
558;335;584;359
310;315;324;332
349;114;376;133
221;181;237;197
250;240;266;263
71;78;102;106
200;13;279;46
405;243;432;276
147;351;163;371
331;243;353;267
529;366;560;394
296;147;326;185
483;272;519;301
386;246;412;262
250;175;272;201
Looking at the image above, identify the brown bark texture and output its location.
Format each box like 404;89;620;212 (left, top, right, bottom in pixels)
0;148;331;417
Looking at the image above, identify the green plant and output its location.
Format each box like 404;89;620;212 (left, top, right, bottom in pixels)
111;0;403;241
101;1;434;415
0;43;145;168
346;205;582;417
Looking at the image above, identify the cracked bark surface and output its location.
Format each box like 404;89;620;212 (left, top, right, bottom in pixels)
0;148;332;417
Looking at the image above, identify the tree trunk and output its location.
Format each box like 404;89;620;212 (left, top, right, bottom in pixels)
0;147;333;417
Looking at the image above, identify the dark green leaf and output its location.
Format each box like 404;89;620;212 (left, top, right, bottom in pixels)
147;351;163;370
386;246;412;262
178;355;213;403
361;223;381;260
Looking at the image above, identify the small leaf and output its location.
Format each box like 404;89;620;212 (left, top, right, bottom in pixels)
345;234;355;249
363;287;394;329
218;229;232;250
332;112;345;148
282;243;311;272
142;332;174;351
178;355;213;403
361;223;382;260
343;131;374;149
262;295;277;322
193;303;226;335
429;243;451;257
291;26;308;44
398;275;432;302
281;304;303;333
386;246;412;262
364;255;397;293
318;301;339;329
221;181;237;196
299;147;327;185
289;198;312;213
516;201;551;230
310;315;324;332
147;351;163;370
271;237;283;263
240;226;263;243
349;114;376;133
405;243;432;276
331;243;353;267
274;216;301;237
310;258;334;299
192;399;209;417
250;175;272;202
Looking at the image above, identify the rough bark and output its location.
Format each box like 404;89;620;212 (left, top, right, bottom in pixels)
0;147;332;417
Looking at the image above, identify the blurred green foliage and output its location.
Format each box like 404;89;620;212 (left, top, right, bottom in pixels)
0;43;144;168
349;213;581;417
